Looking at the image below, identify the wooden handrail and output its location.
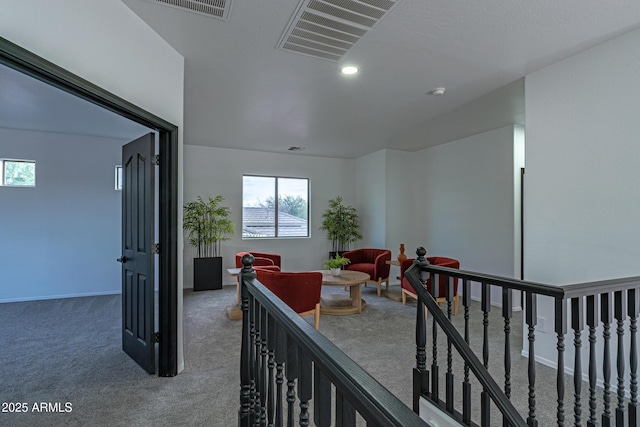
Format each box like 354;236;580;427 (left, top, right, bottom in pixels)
405;261;527;427
407;250;640;426
419;263;640;300
239;265;429;426
561;276;640;298
419;264;562;298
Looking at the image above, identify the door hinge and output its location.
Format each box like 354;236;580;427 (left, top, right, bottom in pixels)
152;243;160;254
152;155;160;165
153;332;161;343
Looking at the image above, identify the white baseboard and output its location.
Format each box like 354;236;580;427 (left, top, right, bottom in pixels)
0;290;121;304
520;349;629;398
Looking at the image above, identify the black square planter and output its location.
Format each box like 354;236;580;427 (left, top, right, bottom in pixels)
193;257;223;291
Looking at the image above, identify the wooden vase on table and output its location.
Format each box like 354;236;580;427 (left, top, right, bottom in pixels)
397;243;407;262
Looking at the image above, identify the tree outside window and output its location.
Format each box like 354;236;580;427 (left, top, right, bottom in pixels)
2;160;35;186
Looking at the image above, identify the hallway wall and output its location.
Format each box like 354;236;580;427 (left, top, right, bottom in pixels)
525;27;640;372
0;128;125;302
414;126;522;306
182;145;356;288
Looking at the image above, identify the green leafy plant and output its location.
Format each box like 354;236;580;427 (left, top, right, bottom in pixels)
322;254;351;269
262;195;308;219
183;195;235;258
320;196;362;252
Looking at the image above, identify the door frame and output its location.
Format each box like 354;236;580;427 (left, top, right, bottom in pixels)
0;36;179;376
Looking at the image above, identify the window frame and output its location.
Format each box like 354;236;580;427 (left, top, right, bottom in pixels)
1;159;36;187
242;174;310;239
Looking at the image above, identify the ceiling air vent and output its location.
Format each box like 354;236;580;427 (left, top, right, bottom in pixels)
278;0;404;62
145;0;232;21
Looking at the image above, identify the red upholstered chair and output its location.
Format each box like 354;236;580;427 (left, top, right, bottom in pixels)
235;251;281;271
255;270;323;330
341;248;392;297
235;252;282;303
400;257;460;316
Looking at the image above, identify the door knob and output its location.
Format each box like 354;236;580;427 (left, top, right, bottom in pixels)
117;256;128;263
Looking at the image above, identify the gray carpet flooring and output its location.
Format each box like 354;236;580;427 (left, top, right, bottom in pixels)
0;284;580;426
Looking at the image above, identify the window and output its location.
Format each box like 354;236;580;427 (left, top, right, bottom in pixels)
242;175;309;238
115;165;123;190
2;159;36;186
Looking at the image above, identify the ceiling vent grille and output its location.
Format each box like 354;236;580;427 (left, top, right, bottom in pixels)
278;0;404;62
145;0;232;21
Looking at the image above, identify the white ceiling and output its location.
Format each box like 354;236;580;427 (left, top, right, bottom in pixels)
3;1;640;158
0;64;151;141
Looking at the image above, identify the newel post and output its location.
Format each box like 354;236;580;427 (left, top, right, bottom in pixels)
413;247;430;412
239;254;256;427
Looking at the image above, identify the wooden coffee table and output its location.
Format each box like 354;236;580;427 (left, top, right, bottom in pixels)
316;270;369;315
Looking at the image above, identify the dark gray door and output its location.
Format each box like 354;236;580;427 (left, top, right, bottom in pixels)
120;132;155;374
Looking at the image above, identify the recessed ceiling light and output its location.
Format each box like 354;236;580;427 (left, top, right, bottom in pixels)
341;66;359;75
427;87;446;96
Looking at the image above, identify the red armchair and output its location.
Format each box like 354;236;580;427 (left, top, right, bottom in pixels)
235;251;281;271
235;252;281;303
256;270;323;330
400;257;460;316
341;248;391;297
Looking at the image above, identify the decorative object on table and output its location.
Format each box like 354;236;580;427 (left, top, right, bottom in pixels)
320;196;362;258
341;248;391;296
397;243;407;262
183;195;235;291
323;254;351;276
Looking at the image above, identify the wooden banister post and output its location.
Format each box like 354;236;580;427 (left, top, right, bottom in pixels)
239;254;256;427
413;247;430;413
555;297;567;427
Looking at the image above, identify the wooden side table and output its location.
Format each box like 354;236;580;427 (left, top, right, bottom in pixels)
385;259;404;302
226;268;242;320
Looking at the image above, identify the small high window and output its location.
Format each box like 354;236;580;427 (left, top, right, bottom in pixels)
115;165;123;190
2;159;36;187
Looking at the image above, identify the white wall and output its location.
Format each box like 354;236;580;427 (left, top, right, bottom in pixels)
415;126;521;306
0;0;184;129
1;0;186;371
524;27;640;372
385;149;418;256
182;145;356;287
0;128;125;301
355;150;386;248
352;148;416;257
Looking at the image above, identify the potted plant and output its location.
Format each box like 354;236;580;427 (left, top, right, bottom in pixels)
183;195;235;291
323;254;351;276
320;196;363;258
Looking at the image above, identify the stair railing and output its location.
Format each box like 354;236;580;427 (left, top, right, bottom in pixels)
237;253;431;427
404;246;640;427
